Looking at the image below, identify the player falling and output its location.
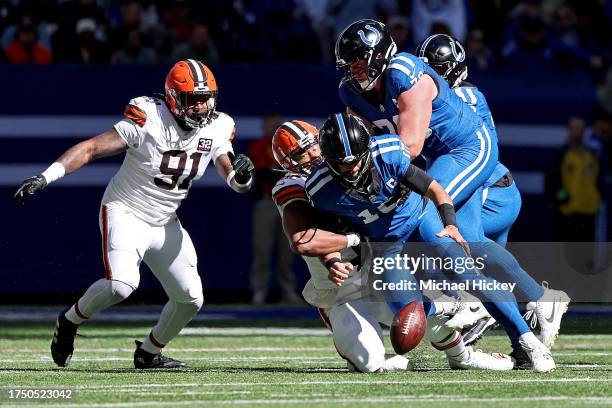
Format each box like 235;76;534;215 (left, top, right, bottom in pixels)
14;59;254;369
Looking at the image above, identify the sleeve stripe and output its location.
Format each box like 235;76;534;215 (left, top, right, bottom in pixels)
273;185;305;200
124;104;147;127
388;63;412;77
275;192;308;206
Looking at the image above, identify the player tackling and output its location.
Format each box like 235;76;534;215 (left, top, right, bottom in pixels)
14;59;254;369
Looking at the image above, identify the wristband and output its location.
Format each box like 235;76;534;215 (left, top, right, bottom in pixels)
437;203;457;227
41;162;66;184
346;233;361;248
325;257;342;270
226;170;252;192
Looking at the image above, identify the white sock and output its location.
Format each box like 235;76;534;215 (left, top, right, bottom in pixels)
426;314;469;362
140;298;203;355
519;331;538;345
65;279;134;325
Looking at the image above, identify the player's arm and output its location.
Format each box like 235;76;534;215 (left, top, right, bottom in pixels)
14;129;128;205
320;252;353;287
281;200;360;256
214;152;254;194
396;74;437;159
402;164;470;255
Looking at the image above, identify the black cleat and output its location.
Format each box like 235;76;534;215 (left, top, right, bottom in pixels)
510;346;533;370
50;308;78;367
133;340;187;369
462;317;498;347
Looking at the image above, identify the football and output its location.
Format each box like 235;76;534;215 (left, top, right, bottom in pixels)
390;301;427;354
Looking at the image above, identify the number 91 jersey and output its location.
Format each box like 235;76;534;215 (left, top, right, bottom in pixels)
103;96;235;225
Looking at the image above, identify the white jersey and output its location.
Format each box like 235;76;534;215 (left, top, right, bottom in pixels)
103;96;235;225
272;174;361;308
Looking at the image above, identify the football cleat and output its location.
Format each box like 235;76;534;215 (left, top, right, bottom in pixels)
519;338;556;373
448;347;514;371
445;300;491;330
510;346;533;370
523;281;570;348
50;308;78;367
133;340;187;369
462;316;498;346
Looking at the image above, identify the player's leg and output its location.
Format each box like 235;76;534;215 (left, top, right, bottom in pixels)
418;198;556;372
482;179;522;245
52;204;148;367
140;219;203;368
427;125;498;208
323;301;409;373
426;314;513;370
250;197;277;304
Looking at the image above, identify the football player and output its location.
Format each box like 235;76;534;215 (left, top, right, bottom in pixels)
417;34;570;359
14;59;254;369
273;120;514;372
306;113;556;372
333;19;561;372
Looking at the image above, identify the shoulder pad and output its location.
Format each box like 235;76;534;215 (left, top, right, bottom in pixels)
273;175;308;207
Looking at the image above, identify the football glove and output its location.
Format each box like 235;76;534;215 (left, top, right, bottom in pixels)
228;152;254;184
14;175;47;205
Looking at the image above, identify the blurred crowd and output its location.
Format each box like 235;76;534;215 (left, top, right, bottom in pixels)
0;1;608;68
4;0;611;112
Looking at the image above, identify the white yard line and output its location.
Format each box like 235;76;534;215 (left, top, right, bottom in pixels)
8;395;612;408
0;347;330;353
67;378;612;390
0;356;338;363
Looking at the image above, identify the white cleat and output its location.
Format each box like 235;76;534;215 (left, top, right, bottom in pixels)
524;281;570;348
519;338;556;373
445;301;491;331
448;347;514;371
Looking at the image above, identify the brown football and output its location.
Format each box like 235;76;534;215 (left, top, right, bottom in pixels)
390;301;427;355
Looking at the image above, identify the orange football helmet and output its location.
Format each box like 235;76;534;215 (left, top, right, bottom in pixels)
272;120;321;175
165;59;218;128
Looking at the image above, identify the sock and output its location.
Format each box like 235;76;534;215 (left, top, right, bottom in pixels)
519;331;538;345
140;298;203;355
64;302;88;325
426;315;469;363
64;279;134;325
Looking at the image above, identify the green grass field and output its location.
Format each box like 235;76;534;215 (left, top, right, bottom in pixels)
1;315;611;408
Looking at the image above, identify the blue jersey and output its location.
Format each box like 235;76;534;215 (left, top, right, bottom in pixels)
453;85;509;188
305;134;425;242
339;52;484;159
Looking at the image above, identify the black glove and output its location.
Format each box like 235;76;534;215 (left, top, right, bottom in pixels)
228;152;254;184
14;175;47;205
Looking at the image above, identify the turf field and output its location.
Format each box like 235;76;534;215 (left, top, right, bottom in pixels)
1;311;611;408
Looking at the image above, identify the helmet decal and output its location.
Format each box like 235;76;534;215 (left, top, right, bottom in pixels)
335;113;354;160
358;24;381;47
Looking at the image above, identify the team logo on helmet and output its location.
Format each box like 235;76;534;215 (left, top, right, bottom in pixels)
358;25;381;47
